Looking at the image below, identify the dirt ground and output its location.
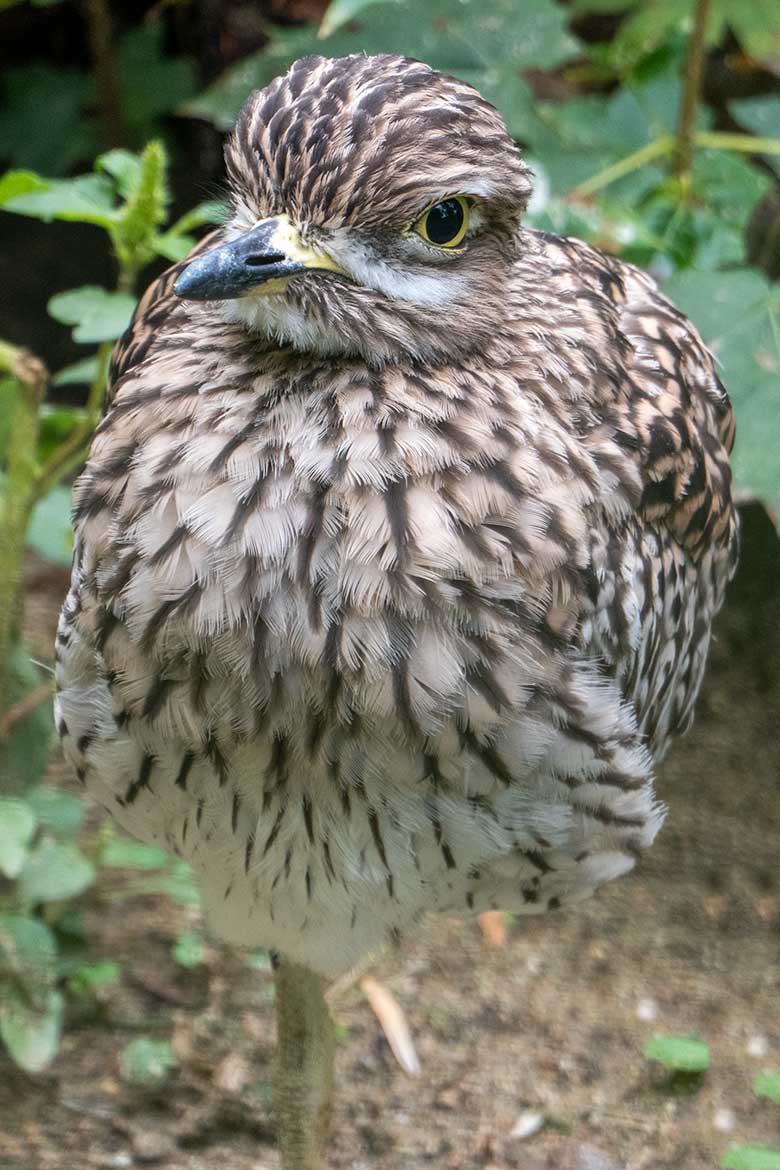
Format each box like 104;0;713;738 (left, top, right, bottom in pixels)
1;504;778;1170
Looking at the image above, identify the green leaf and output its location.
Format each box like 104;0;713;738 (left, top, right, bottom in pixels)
183;0;577;140
730;98;780;143
0;645;53;796
149;860;201;908
36;404;88;467
245;948;272;971
0;985;63;1073
19;837;96;904
120;1037;176;1085
754;1071;780;1104
0;916;61;1080
48;286;135;344
119;24;197;134
721;1148;780;1170
569;0;642;11
643;1034;711;1073
172;930;205;968
531;63;691;196
0;798;36;878
0;64;97;175
720;0;780;61
96;148;142;199
101;837;170;870
113;140;170;272
1;173;117;228
168;200;228;236
319;0;400;37
0;913;58;999
27;485;73;566
68;960;120;996
152;232;198;262
52;357;99;388
603;0;688;75
663;269;780;516
0;170;49;204
25;786;84;837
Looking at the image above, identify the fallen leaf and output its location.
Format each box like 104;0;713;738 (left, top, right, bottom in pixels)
360;975;421;1077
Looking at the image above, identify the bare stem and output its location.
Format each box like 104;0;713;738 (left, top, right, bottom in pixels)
273;959;335;1170
674;0;712;182
570;136;674;199
0;342;48;714
694;130;780;156
83;0;125;147
34;341;112;502
0;682;53;742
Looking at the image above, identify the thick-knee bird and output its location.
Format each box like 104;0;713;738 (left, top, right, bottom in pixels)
55;53;738;1170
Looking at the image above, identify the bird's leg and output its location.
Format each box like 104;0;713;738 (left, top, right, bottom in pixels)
273;957;336;1170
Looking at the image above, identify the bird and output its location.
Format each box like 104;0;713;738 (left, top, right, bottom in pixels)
55;53;738;1169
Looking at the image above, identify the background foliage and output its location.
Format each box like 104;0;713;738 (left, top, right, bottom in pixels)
0;4;779;1163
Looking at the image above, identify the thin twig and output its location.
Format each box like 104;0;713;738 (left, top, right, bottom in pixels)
34;340;112;502
570;136;674;199
83;0;126;147
694;130;780;155
674;0;712;181
0;341;49;714
0;682;53;741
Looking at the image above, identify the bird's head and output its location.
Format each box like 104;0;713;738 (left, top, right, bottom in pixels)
175;54;533;365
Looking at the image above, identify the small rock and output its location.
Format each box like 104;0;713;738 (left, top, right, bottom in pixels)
214;1052;250;1093
714;1107;735;1132
747;1034;769;1057
101;1156;132;1170
636;997;658;1022
509;1110;545;1140
130;1129;176;1164
434;1086;461;1110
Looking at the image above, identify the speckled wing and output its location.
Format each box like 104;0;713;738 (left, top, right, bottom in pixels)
552;234;740;758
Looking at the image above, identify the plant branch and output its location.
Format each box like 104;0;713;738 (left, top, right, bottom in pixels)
34;341;112;502
694;131;780;156
0;342;48;714
83;0;126;147
674;0;712;182
0;682;53;742
570;136;674;199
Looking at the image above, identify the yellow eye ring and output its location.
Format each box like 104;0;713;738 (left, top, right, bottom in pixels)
413;196;470;248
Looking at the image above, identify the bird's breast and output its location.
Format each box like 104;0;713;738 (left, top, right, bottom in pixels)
77;367;595;744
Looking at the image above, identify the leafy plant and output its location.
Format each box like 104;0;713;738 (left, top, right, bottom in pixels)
0;23;198;175
643;1033;711;1074
185;0;780;523
120;1036;177;1086
0;143;224;711
0;787;95;1071
0;140;219;1072
721;1148;780;1170
754;1071;780;1105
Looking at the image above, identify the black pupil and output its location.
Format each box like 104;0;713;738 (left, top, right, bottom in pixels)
426;199;464;245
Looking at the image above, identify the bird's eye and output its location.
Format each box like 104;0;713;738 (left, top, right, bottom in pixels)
414;197;469;248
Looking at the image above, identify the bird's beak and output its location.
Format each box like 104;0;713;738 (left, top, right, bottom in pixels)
173;215;346;301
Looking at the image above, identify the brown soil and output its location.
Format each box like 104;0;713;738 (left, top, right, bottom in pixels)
2;504;779;1170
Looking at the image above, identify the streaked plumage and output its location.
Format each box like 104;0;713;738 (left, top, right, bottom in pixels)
55;54;738;978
